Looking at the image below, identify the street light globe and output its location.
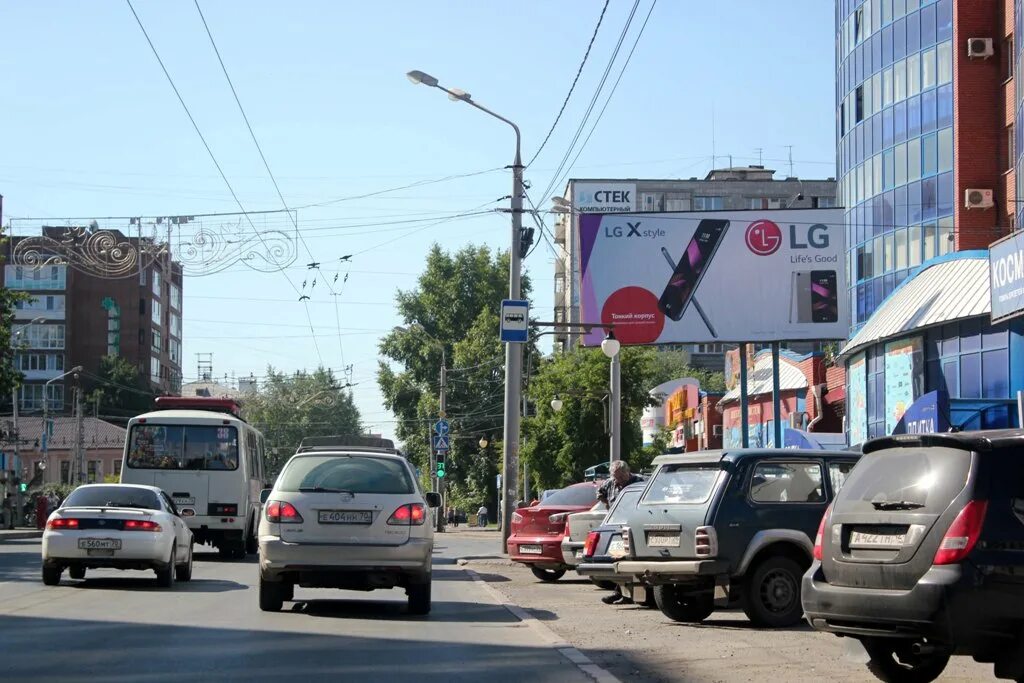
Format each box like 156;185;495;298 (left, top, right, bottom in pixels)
600;336;621;358
550;398;564;412
478;437;489;449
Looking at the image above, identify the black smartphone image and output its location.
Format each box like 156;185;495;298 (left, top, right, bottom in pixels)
810;270;838;323
657;219;729;322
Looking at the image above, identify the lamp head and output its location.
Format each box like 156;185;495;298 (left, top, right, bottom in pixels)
406;70;439;87
550;397;564;412
600;331;620;358
478;437;489;449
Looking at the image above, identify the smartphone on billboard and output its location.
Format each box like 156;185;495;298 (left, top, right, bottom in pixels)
811;270;839;323
657;219;729;322
790;272;812;323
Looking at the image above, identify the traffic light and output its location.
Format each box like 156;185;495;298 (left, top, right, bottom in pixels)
18;482;27;493
436;453;446;479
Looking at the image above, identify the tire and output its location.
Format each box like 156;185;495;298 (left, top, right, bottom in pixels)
408;581;431;615
176;542;193;582
282;582;294;602
861;638;950;683
68;566;86;580
42;564;61;586
245;519;258;555
741;555;805;628
156;545;175;589
591;579;618;591
259;577;284;612
530;567;566;582
653;584;715;622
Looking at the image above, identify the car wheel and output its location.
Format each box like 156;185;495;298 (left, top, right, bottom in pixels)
156;544;176;588
407;581;431;615
259;577;284;612
42;564;62;586
245;519;258;555
176;542;193;582
68;566;86;580
530;567;566;582
862;638;950;683
281;582;294;602
741;555;804;628
591;579;618;591
653;584;714;622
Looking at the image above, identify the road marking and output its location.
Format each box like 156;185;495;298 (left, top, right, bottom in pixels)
465;568;622;683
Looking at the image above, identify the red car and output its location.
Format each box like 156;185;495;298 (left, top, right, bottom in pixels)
508;482;600;582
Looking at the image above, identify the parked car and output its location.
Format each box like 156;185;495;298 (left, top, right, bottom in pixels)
580;449;859;626
560;502;609;569
257;438;441;614
574;482;653;601
41;483;194;587
803;430;1024;682
508;482;600;581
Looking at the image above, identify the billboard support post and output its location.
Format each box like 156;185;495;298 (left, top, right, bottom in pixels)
739;343;750;448
772;342;783;448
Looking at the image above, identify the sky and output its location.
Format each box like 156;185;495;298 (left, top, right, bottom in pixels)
1;0;837;441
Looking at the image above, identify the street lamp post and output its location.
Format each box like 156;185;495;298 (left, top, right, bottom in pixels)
601;333;622;464
407;70;523;552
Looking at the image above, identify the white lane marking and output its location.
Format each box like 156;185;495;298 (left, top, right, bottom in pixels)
465;568;622;683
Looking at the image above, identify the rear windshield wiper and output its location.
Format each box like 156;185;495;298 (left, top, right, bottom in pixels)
871;500;925;511
298;486;353;494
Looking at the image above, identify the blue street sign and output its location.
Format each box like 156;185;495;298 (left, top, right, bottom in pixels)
500;299;529;343
433;419;450;436
432;434;450;452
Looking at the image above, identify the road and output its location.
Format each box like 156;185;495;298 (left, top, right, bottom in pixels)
0;530;996;682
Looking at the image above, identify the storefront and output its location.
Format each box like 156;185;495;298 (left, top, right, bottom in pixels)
841;253;1024;446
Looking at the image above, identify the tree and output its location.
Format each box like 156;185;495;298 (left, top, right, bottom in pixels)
243;367;361;474
87;355;156;418
648;349;727;392
0;225;31;401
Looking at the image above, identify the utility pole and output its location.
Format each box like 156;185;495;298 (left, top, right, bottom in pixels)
501;142;524;552
436;349;446;532
12;389;22;526
74;380;85;484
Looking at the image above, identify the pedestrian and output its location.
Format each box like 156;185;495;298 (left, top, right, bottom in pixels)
446;506;455;527
2;493;14;530
477;504;488;527
597;461;644;605
452;508;459;528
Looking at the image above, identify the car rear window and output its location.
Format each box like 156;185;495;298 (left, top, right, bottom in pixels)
63;486;162;510
277;455;414;494
643;465;722;505
605;487;643;524
835;446;972;513
542;485;598;507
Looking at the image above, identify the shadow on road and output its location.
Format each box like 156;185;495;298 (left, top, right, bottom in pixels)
292;597;521;624
68;576;248;593
0;552;41;583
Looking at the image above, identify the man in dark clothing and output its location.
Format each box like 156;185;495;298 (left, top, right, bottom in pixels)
597;461;644;605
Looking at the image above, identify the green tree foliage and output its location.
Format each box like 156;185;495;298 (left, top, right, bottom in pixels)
0;225;31;400
244;367;361;474
87;355;156;418
649;349;727;392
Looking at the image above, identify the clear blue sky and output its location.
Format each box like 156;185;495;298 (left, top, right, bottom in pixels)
1;1;836;441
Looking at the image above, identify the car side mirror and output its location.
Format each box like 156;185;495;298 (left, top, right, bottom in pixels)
424;492;441;508
259;489;272;505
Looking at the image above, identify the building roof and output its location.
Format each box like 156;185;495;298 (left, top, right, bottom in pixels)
839;253;991;360
720;353;808;404
1;416;126;450
180;380;241;399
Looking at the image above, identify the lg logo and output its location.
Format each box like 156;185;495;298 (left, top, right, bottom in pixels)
745;220;783;255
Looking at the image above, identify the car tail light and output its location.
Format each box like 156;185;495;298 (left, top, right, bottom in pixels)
583;531;599;558
388;504;426;526
813;504;833;561
621;527;631;555
562;520;571;539
511;512;524;525
124;519;162;532
548;512;569;525
265;501;303;524
46;518;79;530
934;500;988;565
694;526;718;557
208;503;238;516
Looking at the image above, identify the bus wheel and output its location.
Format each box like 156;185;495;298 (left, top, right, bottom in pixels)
245;519;258;555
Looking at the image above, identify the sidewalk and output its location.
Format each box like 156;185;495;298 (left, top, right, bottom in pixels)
0;528;43;542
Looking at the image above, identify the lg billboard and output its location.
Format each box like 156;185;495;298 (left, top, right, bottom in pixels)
577;210;848;347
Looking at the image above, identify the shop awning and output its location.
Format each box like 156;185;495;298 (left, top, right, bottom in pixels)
840;253;990;360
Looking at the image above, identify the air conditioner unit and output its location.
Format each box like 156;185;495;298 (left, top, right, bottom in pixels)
965;188;995;209
712;424;723;436
967;37;994;58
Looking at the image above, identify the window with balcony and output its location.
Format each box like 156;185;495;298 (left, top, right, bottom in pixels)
151;356;161;383
14;295;66;314
151;299;162;326
18;383;64;412
170;284;181;311
170;312;181;339
4;265;66;290
692;196;724;211
152;269;161;298
13;323;65;349
169;338;181;364
16;353;64;373
152;329;162;352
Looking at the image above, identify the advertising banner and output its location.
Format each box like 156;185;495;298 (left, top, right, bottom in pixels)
892;390;950;435
848;353;868;446
884;337;921;434
990;232;1024;323
572;182;636;213
577;210;847;346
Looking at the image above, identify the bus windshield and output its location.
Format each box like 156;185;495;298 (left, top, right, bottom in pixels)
127;424;239;471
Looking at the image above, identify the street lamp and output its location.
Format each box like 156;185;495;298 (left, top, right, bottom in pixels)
601;332;622;463
407;68;524;552
550;397;564;412
478;437;489;449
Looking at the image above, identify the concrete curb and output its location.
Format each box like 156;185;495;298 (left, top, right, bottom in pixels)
0;531;43;542
465;567;622;683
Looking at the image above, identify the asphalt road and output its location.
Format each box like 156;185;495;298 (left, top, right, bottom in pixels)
0;532;592;683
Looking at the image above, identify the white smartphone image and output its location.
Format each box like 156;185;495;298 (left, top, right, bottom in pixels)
790;271;813;323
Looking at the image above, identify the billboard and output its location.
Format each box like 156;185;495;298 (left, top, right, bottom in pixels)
572;182;636;213
847;353;868;446
884;337;921;434
990;232;1024;323
577;210;847;346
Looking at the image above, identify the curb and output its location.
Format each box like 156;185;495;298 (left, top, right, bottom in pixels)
0;531;43;542
465;568;622;683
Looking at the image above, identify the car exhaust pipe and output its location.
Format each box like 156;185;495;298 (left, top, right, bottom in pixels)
911;642;944;656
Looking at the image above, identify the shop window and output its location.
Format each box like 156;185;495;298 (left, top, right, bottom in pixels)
983;323;1009;350
982;349;1010;398
942;359;959;397
960;319;982;353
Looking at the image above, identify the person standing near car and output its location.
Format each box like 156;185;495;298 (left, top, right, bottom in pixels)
597;461;644;605
477;504;488;527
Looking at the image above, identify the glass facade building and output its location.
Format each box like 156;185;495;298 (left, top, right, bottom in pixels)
836;0;956;327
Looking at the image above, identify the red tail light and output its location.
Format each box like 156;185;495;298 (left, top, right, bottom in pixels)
934;500;988;565
813;504;833;561
562;520;571;539
124;519;162;532
265;501;303;524
388;504;426;526
511;512;524;525
583;531;599;558
46;518;79;530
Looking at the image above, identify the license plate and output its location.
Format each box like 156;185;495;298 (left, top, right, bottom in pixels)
318;510;372;525
173;497;195;506
608;537;627;557
519;544;543;555
647;532;681;548
78;538;122;550
850;531;906;547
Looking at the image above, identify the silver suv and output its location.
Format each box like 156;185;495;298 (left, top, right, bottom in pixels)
257;438;440;614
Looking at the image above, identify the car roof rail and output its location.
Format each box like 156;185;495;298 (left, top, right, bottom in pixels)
295;435;400;454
